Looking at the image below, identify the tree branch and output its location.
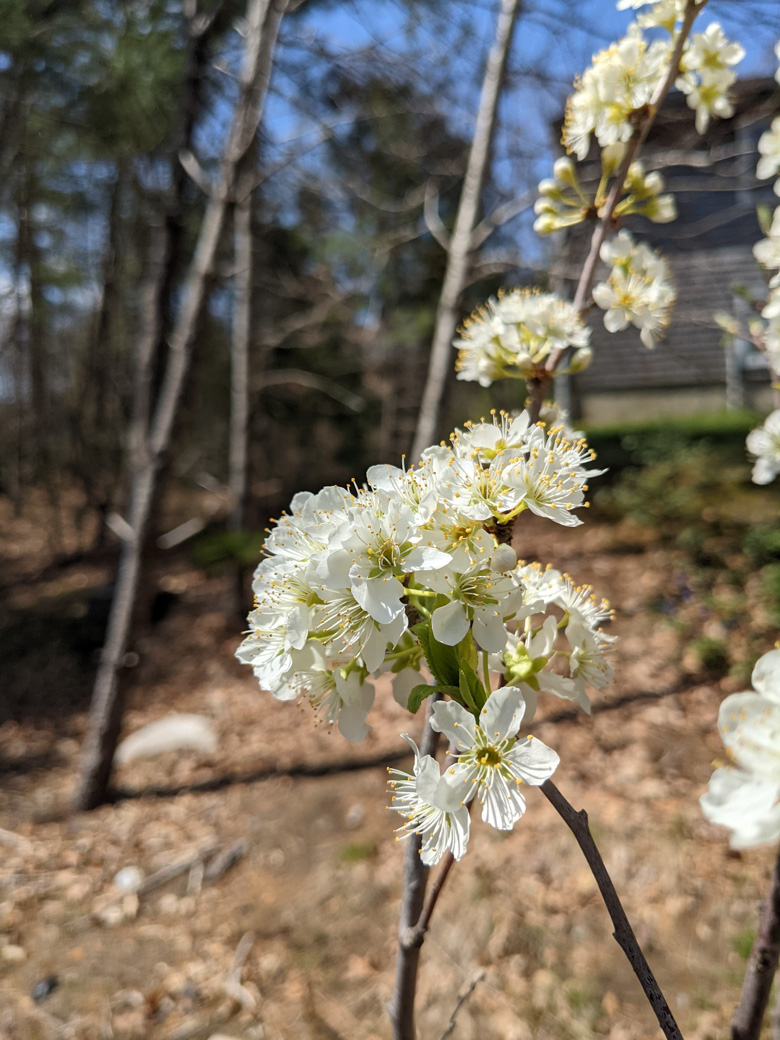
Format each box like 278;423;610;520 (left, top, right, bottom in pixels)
731;842;780;1040
424;180;452;250
541;780;683;1040
388;695;442;1040
411;0;522;459
469;188;536;248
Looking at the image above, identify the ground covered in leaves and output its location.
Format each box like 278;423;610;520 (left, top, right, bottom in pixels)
2;489;779;1040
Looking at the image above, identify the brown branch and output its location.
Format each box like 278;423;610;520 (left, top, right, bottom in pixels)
541;779;683;1040
403;849;457;950
388;695;442;1040
529;0;702;423
731;843;780;1040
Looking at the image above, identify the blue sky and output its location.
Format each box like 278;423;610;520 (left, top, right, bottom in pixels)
268;0;779;261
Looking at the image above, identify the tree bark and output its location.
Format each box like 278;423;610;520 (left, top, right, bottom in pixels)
410;0;520;460
731;843;780;1040
73;0;289;812
229;184;253;535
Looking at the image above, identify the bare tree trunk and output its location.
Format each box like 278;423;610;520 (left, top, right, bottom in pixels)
229;186;253;535
410;0;520;460
77;162;124;547
73;0;289;812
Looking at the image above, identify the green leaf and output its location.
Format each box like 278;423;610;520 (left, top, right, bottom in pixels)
457;629;478;672
412;617;459;687
407;684;435;714
459;659;487;713
458;670;478;713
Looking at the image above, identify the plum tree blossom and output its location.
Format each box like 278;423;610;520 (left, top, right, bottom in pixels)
677;24;745;133
431;686;559;830
701;649;780;848
237;410;613;861
747;411;780;486
757;116;780;193
563;24;672;161
454;289;592;386
388;734;472;865
593;230;676;348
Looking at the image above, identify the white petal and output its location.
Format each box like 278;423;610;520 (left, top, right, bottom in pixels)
479;769;526;829
391;669;424;708
508;736;560;786
471;610;510;653
479;686;526;740
431;600;470;646
701;767;780;848
431;699;477;750
407;545;453;571
719;692;780;777
752;649;780;703
352;575;405;625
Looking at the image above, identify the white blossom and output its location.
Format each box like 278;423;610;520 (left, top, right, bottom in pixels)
754;207;780;289
563;24;671;160
701;649;780;847
677;24;744;135
593;230;675;348
747;410;780;486
431;686;559;829
454;290;591;386
757;116;780;194
388;735;472;865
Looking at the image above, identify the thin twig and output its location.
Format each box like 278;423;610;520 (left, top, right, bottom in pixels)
529;0;702;422
541;779;683;1040
731;843;780;1040
388;695;442;1040
403;850;457;949
436;970;486;1040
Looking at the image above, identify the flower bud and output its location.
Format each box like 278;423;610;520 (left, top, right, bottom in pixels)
491;544;518;573
553;157;578;187
644;194;677;223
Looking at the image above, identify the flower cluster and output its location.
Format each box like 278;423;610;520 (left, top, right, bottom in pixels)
562;15;742;161
533;158;592;236
453;290;592;386
238;412;614;861
701;648;780;848
592;230;675;348
747;411;780;486
618;0;700;33
741;43;780;483
563;24;671;161
677;24;745;135
497;561;615;718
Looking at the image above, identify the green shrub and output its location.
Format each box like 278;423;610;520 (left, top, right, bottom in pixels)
190;530;265;573
691;636;729;676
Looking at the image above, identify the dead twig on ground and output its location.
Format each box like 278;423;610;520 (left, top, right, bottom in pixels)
225;930;257;1010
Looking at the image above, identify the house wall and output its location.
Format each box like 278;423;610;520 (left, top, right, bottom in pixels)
578;384;775;425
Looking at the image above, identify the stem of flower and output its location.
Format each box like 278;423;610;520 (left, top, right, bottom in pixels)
541;779;684;1040
731;841;780;1040
482;650;492;696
